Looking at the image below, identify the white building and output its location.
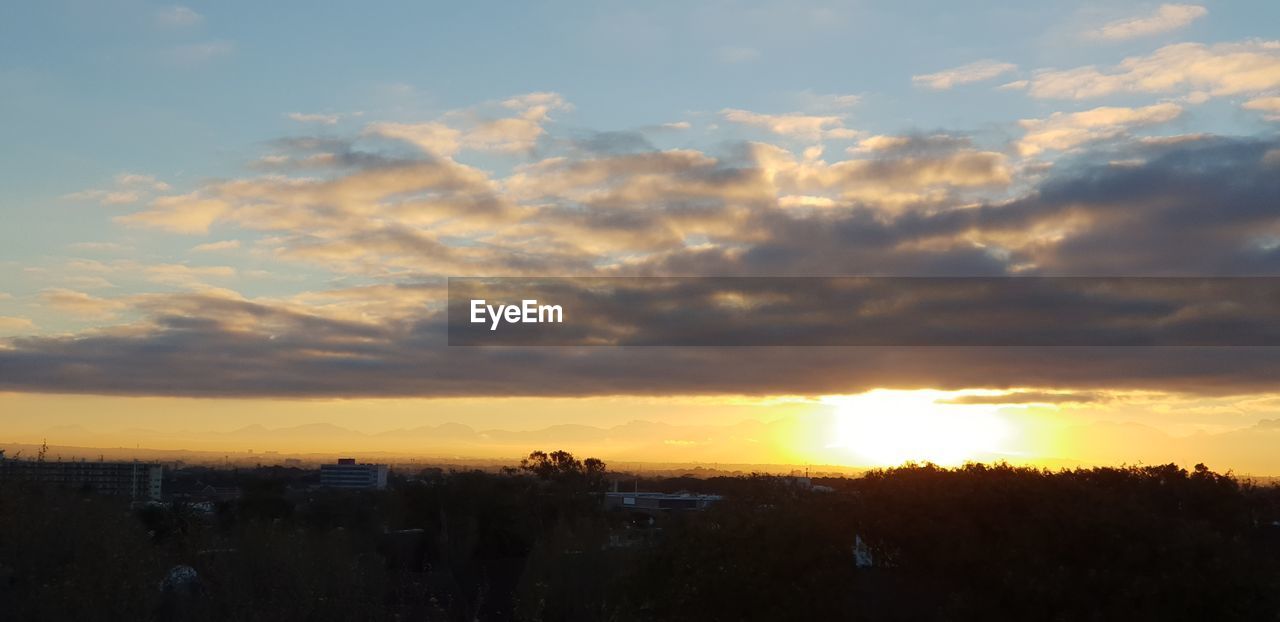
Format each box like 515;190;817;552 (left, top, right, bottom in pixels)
319;458;388;490
604;491;722;512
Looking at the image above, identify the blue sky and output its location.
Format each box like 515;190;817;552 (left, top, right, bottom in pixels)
3;1;1280;467
3;0;1279;325
5;1;1276;197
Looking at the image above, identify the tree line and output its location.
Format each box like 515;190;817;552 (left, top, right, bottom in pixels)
1;454;1278;621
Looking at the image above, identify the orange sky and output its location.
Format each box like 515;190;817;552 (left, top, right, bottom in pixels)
5;389;1280;475
5;3;1280;475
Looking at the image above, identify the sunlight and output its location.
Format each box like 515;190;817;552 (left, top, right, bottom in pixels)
825;389;1013;467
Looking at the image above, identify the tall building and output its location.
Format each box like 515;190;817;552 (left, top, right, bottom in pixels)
0;457;163;501
319;458;388;490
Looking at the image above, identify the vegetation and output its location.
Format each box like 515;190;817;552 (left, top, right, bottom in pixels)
1;455;1278;621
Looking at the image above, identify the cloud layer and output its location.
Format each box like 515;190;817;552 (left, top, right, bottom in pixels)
5;95;1280;398
1086;4;1207;41
912;60;1018;90
1029;40;1280;101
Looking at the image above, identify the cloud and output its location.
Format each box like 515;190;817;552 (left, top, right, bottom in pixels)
191;240;241;253
715;46;760;63
1244;96;1280;120
850;133;970;154
794;91;862;111
1086;4;1207;41
118;192;231;234
140;264;236;288
68;242;132;253
155;6;203;28
255;137;423;171
60;275;116;290
8;293;1280;397
0;317;36;333
940;391;1110;405
1029;40;1280;100
720;109;860;140
39;289;128;320
505;149;771;254
464;117;548;153
753;140;1011;209
636;135;1280;277
48;259;238;292
64;190;140;206
471;92;571;153
64;173;171;206
109;101;1266;285
568;130;655;155
287;112;340;125
1003;137;1280;275
912;60;1017;90
1017;103;1183;156
117;174;171;192
7;136;1280;396
16;91;1280;399
448;277;1280;347
119;151;537;277
366;92;569;155
123;107;1017;280
365;121;462;156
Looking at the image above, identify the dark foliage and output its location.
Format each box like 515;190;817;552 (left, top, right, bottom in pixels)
2;457;1279;621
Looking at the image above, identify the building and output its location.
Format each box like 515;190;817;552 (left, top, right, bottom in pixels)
319;458;388;490
604;491;723;513
0;456;163;500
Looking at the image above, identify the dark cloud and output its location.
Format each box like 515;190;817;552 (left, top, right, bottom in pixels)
4;289;1280;397
939;391;1111;405
1024;138;1280;275
6;137;1280;397
257;136;424;170
629;136;1280;277
447;277;1280;346
568;130;655;155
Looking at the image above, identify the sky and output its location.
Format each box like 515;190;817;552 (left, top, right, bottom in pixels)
3;1;1280;471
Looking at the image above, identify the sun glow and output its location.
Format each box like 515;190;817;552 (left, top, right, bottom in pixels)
826;389;1013;467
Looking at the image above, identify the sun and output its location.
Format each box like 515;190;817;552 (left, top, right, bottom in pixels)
825;389;1013;467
